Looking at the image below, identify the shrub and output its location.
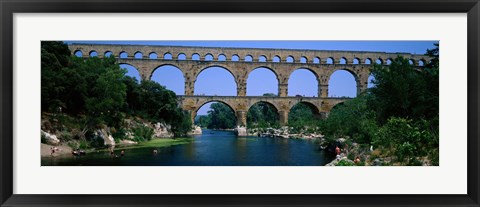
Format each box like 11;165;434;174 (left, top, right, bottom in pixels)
337;159;354;166
133;125;154;142
79;139;89;149
60;130;72;141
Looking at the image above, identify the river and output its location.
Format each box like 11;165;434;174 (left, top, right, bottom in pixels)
41;129;335;166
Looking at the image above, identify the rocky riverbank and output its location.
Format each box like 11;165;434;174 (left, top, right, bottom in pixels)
41;113;200;156
247;126;325;139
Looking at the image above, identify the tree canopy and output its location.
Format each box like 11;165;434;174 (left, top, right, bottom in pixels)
41;41;192;137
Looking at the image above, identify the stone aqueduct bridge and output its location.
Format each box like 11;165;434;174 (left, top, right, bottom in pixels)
68;44;431;127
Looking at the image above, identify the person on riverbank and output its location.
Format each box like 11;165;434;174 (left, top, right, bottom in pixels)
335;146;341;155
121;150;125;157
153;149;158;155
354;156;361;164
50;147;55;156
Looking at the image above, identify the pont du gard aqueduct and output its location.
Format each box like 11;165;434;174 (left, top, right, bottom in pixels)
68;43;431;135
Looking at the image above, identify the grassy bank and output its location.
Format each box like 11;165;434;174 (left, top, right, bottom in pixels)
113;138;193;150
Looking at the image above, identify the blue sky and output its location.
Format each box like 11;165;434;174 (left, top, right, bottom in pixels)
66;40;438;115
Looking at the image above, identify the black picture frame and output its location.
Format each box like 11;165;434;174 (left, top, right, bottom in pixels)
1;0;479;206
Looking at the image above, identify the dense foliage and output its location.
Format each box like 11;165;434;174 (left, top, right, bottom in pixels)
193;103;236;129
319;44;439;165
41;41;192;142
247;93;279;128
288;103;323;133
206;103;236;129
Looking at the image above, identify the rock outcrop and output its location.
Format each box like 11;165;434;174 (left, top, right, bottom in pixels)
41;130;60;145
94;129;115;146
191;126;202;135
154;122;174;138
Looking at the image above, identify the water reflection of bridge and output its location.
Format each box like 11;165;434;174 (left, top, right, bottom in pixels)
178;95;350;127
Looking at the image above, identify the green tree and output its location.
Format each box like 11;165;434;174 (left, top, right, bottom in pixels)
288;103;323;132
320;94;378;144
368;55;439;123
82;57;127;127
41;41;73;111
41;41;193;138
122;76;142;114
247;93;279;128
135;80;192;136
195;115;211;128
207;103;236;129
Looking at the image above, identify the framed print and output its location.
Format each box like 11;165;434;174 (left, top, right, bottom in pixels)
1;0;479;206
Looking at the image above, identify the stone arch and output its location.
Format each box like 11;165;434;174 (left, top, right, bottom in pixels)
195;100;236;113
192;100;238;126
205;53;214;61
273;55;281;63
409;59;415;65
288;100;321;122
288;67;320;97
177;53;187;60
163;52;173;60
313;57;321;64
150;64;186;95
327;68;360;98
386;58;394;65
149;63;185;79
134;51;143;59
364;58;372;64
288;101;322;124
218;54;227;61
418;59;426;66
119;51;128;59
246;66;280;83
300;56;308;63
353;57;360;64
246;66;280;96
375;58;383;64
119;63;142;81
340;57;347;64
288;67;320;83
74;50;83;57
246;100;281;117
289;101;320;115
259;55;267;62
104;51;113;57
326;57;334;64
244;55;253;62
89;50;98;57
231;54;240;61
149;52;158;59
286;55;295;63
192;53;200;60
326;68;359;82
194;65;238;95
246;100;281;128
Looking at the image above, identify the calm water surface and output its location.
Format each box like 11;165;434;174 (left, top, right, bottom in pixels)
42;129;334;166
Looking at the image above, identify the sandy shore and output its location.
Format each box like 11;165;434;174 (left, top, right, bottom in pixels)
41;143;73;157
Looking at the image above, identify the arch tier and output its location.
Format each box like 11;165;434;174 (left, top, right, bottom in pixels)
97;58;374;98
69;44;432;66
178;95;348;127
